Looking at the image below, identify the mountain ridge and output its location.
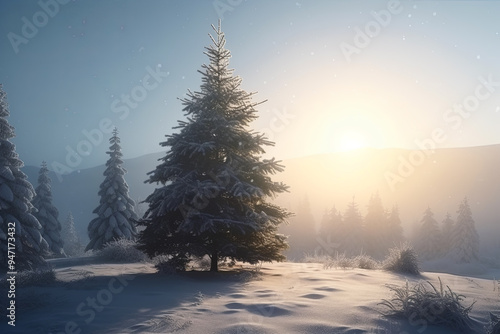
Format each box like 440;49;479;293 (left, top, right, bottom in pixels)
22;145;500;256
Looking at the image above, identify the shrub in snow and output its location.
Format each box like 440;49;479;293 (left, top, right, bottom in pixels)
488;313;500;334
383;243;420;275
0;267;56;288
137;23;290;272
193;256;212;271
323;252;356;270
32;161;65;258
96;238;147;263
86;128;138;251
379;277;475;333
0;85;49;271
302;253;330;264
354;254;379;270
323;253;379;270
153;255;187;274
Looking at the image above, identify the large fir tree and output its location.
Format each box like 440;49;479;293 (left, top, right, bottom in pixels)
452;198;479;263
32;161;65;257
0;85;49;270
137;23;290;272
86;128;138;251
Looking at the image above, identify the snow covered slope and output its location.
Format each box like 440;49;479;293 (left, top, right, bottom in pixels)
2;261;499;333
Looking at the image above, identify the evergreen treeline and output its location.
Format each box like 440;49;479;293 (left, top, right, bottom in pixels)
315;194;480;263
317;193;404;260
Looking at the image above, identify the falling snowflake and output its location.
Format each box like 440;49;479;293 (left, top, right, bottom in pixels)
477;55;481;60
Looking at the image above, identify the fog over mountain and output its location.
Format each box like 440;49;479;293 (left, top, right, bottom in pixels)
24;144;500;257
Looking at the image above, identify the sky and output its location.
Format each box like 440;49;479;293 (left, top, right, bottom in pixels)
1;0;500;174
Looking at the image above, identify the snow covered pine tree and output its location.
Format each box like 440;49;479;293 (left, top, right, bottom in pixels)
62;212;82;257
86;128;138;251
341;198;364;257
414;207;442;261
137;23;290;272
0;84;49;270
32;161;66;257
452;197;479;263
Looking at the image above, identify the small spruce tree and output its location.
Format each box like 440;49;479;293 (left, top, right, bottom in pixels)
317;205;343;256
452;198;479;263
441;212;455;255
62;212;83;257
86;128;138;251
363;192;388;259
137;23;290;272
341;198;364;257
414;207;442;261
0;84;49;270
387;205;404;246
32;161;65;257
281;195;317;259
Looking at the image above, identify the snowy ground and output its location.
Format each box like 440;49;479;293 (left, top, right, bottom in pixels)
2;259;499;334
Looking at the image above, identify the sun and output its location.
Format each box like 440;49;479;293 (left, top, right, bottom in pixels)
339;131;366;152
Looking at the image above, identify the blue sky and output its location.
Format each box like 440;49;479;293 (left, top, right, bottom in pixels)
1;0;500;175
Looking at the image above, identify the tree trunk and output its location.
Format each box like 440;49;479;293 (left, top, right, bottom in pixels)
210;249;218;272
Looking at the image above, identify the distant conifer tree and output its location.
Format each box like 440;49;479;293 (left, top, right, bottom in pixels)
452;198;479;263
32;161;65;257
86;129;138;251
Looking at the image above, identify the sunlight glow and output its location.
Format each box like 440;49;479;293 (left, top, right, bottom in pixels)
339;132;366;152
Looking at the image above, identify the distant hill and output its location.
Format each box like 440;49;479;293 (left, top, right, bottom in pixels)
23;145;500;255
